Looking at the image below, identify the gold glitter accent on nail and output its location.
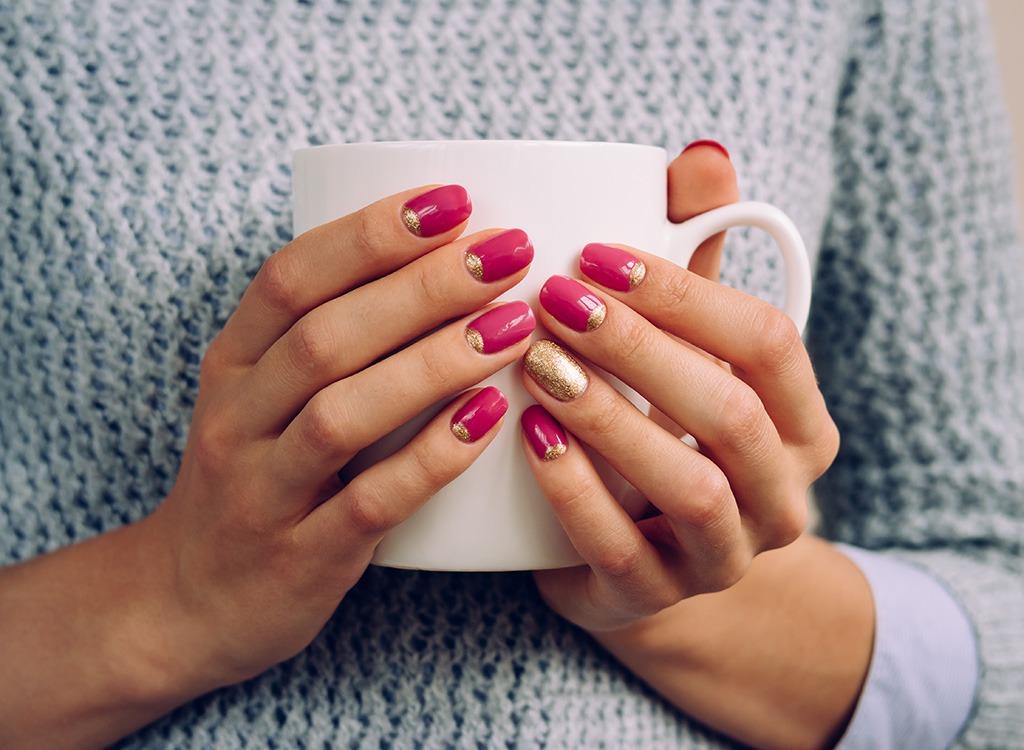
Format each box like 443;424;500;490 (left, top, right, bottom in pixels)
402;206;422;236
544;443;568;461
525;340;588;401
587;303;607;331
465;251;484;281
466;327;485;353
629;261;647;289
451;422;472;443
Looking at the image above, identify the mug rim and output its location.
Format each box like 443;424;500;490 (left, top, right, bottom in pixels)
293;139;666;157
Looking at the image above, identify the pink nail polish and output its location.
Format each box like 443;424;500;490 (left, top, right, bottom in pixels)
682;139;730;160
402;185;472;237
580;244;647;292
465;301;536;354
450;387;509;443
464;229;535;282
521;404;568;461
539;275;607;332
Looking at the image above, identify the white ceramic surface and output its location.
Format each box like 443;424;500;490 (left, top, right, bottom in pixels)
292;140;811;571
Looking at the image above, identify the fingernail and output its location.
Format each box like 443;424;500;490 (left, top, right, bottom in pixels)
451;386;509;443
539;275;606;333
521;404;568;461
465;301;536;354
682;139;730;160
464;229;534;282
524;340;588;401
580;243;647;292
402;185;472;237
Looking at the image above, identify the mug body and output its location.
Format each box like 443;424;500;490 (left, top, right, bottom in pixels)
293;140;668;571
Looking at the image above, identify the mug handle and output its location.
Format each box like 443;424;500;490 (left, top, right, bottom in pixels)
665;201;812;334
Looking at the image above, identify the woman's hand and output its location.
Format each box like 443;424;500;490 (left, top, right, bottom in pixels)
0;183;539;749
140;185;536;691
122;184;536;692
523;146;840;634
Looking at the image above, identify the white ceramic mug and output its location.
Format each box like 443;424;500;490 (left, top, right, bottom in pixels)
292;140;811;572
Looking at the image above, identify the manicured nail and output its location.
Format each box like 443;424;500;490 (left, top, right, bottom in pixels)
539;275;606;332
580;243;647;292
451;387;509;443
464;229;535;282
465;301;536;354
521;404;568;461
524;340;588;401
402;185;472;237
682;139;730;160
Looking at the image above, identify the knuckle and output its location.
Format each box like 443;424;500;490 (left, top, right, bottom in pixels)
753;310;804;376
256;252;302;317
288;316;335;379
716;382;770;454
699;552;750;594
190;415;236;472
345;483;398;536
594;534;647;581
653;267;701;313
549;470;605;515
416;337;458;390
645;583;686;615
299;394;352;456
614;315;661;370
764;501;809;550
199;334;231;386
815;418;841;473
683;466;734;533
351;206;392;269
578;389;637;442
413;263;451;312
408;437;461;493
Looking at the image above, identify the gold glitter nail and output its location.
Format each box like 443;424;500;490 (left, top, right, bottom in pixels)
629;261;647;289
402;206;422;236
544;443;568;461
525;340;588;401
587;303;607;331
465;251;484;281
451;422;472;443
466;327;485;353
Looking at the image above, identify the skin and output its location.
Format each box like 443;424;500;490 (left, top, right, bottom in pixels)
0;152;873;750
524;146;873;749
0;188;533;749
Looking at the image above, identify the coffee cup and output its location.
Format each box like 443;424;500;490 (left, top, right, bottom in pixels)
293;140;811;571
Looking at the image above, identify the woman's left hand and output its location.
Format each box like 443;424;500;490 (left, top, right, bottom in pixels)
523;145;840;633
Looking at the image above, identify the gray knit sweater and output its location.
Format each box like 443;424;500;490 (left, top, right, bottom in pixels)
1;0;1021;747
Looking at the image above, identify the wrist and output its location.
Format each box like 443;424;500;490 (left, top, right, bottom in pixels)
0;516;224;749
108;512;234;709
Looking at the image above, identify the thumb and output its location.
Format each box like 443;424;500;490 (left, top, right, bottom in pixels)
667;140;739;281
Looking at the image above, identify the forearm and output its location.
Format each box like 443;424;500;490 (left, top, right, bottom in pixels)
591;534;873;750
0;518;210;750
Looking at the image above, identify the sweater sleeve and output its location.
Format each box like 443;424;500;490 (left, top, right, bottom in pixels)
806;1;1024;746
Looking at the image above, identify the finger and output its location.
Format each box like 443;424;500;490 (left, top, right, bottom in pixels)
520;343;755;579
518;405;682;622
271;301;535;492
295;387;508;566
237;228;533;434
535;275;788;502
578;247;830;448
215;184;472;367
668;140;738;281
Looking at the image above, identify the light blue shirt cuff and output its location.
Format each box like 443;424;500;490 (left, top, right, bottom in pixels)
834;545;978;750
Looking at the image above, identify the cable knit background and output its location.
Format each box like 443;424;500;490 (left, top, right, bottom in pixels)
1;0;1021;747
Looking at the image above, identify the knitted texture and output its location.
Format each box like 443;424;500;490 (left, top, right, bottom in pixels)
1;0;1021;747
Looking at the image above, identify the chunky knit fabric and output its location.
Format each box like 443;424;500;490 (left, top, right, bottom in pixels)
1;0;1022;747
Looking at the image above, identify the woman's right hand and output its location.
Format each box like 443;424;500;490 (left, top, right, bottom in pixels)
138;184;535;695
